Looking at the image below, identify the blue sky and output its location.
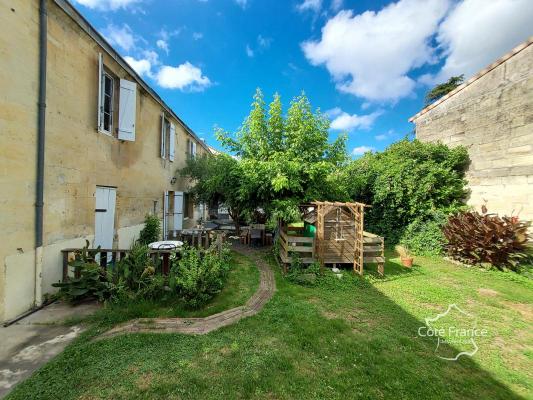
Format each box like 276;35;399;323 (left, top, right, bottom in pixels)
72;0;533;155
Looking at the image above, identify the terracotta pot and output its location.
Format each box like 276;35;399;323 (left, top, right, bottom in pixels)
401;257;414;268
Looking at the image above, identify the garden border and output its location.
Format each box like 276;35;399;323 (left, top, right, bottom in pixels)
96;246;275;340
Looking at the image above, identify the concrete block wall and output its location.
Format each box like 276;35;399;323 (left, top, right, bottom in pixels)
411;42;533;223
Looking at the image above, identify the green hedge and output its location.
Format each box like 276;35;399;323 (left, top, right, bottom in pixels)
344;139;469;245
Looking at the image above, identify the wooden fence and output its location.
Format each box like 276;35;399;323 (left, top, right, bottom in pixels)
61;232;225;281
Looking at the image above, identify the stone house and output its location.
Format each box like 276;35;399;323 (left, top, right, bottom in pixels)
0;0;210;322
410;38;533;223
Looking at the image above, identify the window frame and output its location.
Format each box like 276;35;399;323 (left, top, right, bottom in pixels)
161;116;171;159
183;193;193;219
100;70;115;135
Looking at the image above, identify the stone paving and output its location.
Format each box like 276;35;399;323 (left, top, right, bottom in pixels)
98;246;276;340
0;301;100;398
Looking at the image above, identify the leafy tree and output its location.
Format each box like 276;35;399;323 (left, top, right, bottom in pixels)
343;139;469;243
180;154;249;233
215;89;349;223
425;75;464;105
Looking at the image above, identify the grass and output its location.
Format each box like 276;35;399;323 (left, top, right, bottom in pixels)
63;251;260;328
7;249;532;400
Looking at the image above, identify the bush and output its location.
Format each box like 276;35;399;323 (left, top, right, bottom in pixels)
170;245;231;308
400;211;449;256
286;254;322;287
344;139;468;243
53;241;114;303
442;209;531;270
138;214;161;245
113;242;166;301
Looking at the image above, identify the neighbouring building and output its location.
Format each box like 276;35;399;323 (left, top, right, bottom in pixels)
0;0;210;322
410;38;533;223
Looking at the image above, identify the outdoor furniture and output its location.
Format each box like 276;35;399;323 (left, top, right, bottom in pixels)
240;227;250;244
249;224;266;246
148;240;183;250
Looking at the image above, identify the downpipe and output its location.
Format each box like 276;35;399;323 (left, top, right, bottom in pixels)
35;0;48;308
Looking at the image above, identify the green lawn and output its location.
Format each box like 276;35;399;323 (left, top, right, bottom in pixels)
7;250;532;400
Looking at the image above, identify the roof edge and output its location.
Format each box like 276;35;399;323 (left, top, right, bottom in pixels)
409;36;533;122
53;0;211;153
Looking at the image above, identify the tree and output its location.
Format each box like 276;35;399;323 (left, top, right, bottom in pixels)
179;154;249;234
425;75;464;105
220;89;349;222
342;139;469;243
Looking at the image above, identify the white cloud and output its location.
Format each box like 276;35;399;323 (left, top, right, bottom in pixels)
124;56;152;77
330;0;343;12
375;129;395;141
297;0;322;13
257;35;272;48
432;0;533;83
156;39;169;54
352;146;375;155
324;107;342;118
142;50;159;65
246;45;254;57
73;0;142;11
302;0;450;102
329;109;383;131
235;0;248;9
102;24;136;52
155;62;211;91
193;32;204;40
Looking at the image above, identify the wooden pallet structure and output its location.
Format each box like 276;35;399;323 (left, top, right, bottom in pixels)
278;201;385;276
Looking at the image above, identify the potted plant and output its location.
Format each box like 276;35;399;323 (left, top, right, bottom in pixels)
395;244;414;268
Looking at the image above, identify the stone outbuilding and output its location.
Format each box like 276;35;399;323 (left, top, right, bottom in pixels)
410;38;533;223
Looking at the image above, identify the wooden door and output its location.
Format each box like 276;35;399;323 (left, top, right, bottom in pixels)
94;186;116;250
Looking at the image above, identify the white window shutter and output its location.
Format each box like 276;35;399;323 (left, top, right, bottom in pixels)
97;53;103;131
192;141;197;157
169;123;176;162
173;191;184;231
160;114;166;159
163;191;169;240
118;79;136;141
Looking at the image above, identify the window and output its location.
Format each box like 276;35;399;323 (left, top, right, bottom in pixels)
161;117;170;158
100;72;114;133
183;193;193;219
187;138;197;158
97;53;136;141
160;116;176;160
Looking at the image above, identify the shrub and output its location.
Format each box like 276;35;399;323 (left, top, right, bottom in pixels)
442;209;531;270
138;214;161;245
344;139;468;243
286;254;321;287
113;243;166;301
400;211;449;256
53;241;114;303
170;245;231;308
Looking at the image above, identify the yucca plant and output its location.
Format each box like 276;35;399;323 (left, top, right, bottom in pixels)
442;207;531;270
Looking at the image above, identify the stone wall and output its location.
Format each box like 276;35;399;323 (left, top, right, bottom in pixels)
0;0;208;321
411;41;533;223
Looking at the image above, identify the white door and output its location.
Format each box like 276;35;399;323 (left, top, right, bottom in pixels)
94;186;116;250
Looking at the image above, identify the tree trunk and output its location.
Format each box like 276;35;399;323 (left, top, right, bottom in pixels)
229;208;241;235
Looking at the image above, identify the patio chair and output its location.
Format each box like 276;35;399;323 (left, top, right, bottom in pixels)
250;228;263;247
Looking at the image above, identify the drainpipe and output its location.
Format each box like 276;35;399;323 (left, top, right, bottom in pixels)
35;0;48;307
